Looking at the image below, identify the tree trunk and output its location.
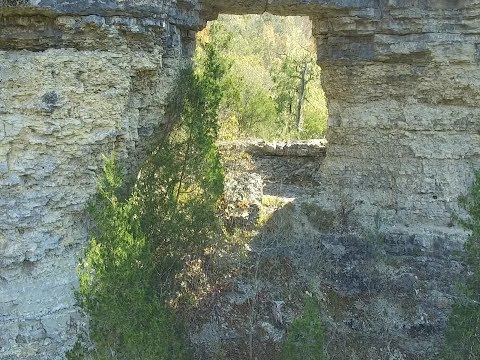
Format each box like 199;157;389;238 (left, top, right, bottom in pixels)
296;62;308;131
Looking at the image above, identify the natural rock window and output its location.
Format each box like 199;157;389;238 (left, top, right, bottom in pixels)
198;14;328;141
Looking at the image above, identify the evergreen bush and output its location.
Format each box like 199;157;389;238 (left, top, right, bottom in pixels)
70;29;230;359
442;170;480;359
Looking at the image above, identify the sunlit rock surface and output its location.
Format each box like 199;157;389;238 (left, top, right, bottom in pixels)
1;0;479;358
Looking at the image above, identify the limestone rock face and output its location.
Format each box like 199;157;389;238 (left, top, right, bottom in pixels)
193;142;466;359
0;0;479;358
312;3;480;233
0;3;197;358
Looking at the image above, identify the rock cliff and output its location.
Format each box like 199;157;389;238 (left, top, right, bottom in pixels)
194;140;466;359
1;0;479;358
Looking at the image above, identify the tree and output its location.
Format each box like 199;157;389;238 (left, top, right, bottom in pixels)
70;26;230;359
197;14;327;140
272;53;319;132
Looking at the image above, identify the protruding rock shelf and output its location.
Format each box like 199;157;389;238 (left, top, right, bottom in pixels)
218;139;328;157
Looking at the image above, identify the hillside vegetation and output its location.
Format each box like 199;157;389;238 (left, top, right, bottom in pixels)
197;14;328;141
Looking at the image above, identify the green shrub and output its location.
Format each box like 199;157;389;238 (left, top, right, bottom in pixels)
137;68;225;299
73;30;229;358
280;296;328;360
442;170;480;359
74;155;191;360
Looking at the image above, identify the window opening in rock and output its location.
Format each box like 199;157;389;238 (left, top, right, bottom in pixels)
184;15;332;359
196;14;328;142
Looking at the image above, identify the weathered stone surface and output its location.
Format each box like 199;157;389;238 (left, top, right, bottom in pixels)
219;139;327;157
191;145;467;359
1;0;479;358
0;4;190;358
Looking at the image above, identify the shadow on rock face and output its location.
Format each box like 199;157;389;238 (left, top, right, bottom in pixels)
189;196;466;359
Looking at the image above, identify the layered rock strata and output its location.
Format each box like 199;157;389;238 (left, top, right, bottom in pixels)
194;140;466;359
0;1;201;358
1;0;479;358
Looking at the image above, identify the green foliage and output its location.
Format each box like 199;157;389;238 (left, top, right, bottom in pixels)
280;296;328;360
138;69;226;297
442;170;480;359
272;56;300;116
198;14;328;141
301;104;328;140
232;84;280;139
74;31;229;358
271;54;318;131
76;155;191;360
